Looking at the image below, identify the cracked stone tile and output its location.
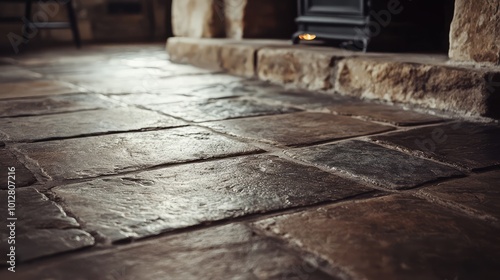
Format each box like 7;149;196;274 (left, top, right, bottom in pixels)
107;84;247;106
372;122;500;170
286;140;463;189
204;112;394;146
254;88;356;109
27;64;130;77
0;66;43;83
16;53;112;67
327;103;446;126
15;126;261;180
77;74;243;94
0;150;36;190
0;59;12;66
0;93;117;118
418;171;500;220
0;107;186;142
254;195;500;280
107;92;195;105
1;224;333;280
146;98;300;122
0;188;94;262
179;83;248;99
0;80;81;100
52;154;371;242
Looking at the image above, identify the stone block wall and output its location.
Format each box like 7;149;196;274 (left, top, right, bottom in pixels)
171;0;296;39
449;0;500;65
171;0;225;38
171;0;500;67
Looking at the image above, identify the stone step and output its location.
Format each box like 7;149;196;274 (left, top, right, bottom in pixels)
166;37;500;119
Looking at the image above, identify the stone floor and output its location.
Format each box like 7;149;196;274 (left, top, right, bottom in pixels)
0;44;500;280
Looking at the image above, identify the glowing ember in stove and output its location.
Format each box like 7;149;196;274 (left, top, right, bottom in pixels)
298;34;316;41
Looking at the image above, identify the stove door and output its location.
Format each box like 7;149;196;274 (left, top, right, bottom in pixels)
303;0;365;16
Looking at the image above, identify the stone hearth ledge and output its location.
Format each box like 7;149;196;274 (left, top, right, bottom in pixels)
166;37;500;119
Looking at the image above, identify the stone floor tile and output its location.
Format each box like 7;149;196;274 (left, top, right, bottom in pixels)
327;103;446;126
0;150;37;190
77;74;243;94
372;122;500;170
30;63;210;81
0;93;117;118
109;83;245;101
179;83;248;99
107;87;245;106
1;224;333;280
107;92;195;105
0;59;11;66
204;112;394;146
418;171;500;220
286;140;463;189
15;126;261;180
254;195;500;280
0;80;81;100
0;66;43;83
52;154;371;242
146;98;300;122
0;107;185;142
0;188;94;262
27;64;130;77
254;88;356;109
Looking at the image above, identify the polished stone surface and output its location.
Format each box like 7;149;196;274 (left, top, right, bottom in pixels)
0;66;42;83
0;188;94;262
0;107;186;142
107;92;195;106
1;224;332;280
0;44;497;279
254;195;500;280
0;93;117;118
205;112;394;146
373;122;500;170
0;150;37;190
107;85;245;105
53;155;371;242
0;80;80;100
77;74;243;94
146;98;300;122
254;88;355;109
15;126;261;180
327;103;446;126
419;171;500;220
286;140;463;189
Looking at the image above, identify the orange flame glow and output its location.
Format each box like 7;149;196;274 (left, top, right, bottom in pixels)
299;34;317;41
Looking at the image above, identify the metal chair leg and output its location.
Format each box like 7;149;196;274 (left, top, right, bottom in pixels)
23;0;32;40
66;0;81;48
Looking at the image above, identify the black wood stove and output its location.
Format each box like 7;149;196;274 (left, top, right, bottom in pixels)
293;0;452;52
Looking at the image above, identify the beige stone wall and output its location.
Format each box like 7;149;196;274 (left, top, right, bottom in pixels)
171;0;296;39
449;0;500;65
225;0;296;39
171;0;224;38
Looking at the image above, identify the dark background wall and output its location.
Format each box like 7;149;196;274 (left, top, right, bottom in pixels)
0;0;172;51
